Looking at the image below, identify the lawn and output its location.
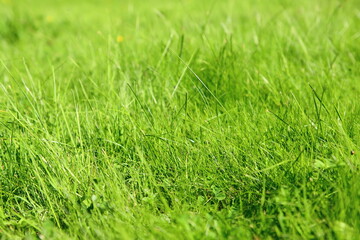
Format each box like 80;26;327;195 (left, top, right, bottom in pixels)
0;0;359;239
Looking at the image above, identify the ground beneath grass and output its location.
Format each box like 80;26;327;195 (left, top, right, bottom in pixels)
0;0;360;239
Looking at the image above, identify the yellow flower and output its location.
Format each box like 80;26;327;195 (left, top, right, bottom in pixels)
46;15;54;23
116;35;124;43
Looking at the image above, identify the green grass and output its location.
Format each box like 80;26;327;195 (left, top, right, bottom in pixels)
0;0;359;239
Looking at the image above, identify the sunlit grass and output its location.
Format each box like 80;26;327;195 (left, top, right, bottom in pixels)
0;0;359;239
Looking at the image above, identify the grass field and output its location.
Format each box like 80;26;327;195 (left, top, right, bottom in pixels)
0;0;359;239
